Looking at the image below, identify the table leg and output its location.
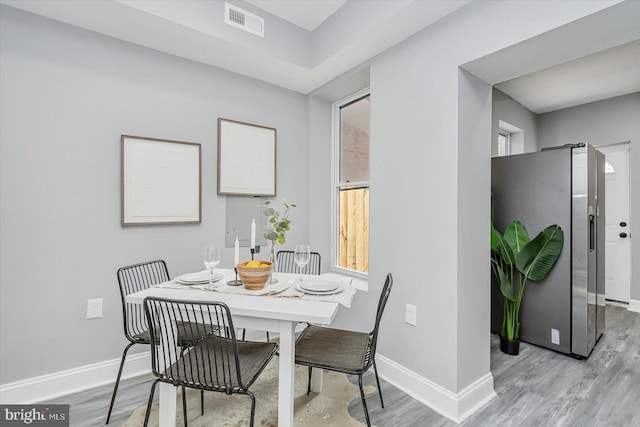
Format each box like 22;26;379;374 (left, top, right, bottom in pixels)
310;366;324;393
278;321;295;427
158;383;177;427
158;315;178;427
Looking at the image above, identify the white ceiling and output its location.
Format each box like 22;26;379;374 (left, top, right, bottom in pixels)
495;40;640;114
1;0;638;112
245;0;347;31
0;0;469;94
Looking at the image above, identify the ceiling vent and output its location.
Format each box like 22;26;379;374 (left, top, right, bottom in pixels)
225;3;264;38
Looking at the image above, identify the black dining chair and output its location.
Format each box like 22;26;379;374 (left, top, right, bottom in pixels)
142;297;279;427
106;260;213;424
276;250;321;275
294;273;393;427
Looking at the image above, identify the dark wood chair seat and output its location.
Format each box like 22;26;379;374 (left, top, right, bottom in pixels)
295;326;371;372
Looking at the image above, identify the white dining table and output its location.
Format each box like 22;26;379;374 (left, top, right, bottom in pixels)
125;269;345;427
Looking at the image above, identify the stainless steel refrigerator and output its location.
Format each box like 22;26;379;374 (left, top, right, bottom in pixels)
491;143;605;358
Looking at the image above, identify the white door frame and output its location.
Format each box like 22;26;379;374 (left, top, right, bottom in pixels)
596;142;632;307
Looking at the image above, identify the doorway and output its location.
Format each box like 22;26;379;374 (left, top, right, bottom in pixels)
598;143;632;303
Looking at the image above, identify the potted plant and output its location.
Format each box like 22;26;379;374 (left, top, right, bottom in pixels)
491;220;564;355
263;199;296;283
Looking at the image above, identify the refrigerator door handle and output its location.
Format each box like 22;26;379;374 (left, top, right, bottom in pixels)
589;206;595;252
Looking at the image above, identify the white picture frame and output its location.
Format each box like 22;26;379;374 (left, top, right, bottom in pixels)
121;135;201;225
217;118;276;196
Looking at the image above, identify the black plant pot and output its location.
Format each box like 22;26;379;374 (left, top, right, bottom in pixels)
500;336;520;355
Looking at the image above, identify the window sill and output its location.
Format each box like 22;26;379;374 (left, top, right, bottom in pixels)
326;268;368;292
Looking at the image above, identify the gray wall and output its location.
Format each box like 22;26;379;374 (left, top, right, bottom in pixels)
492;88;539;155
537;93;640;302
457;69;492;388
0;7;307;384
305;0;625;396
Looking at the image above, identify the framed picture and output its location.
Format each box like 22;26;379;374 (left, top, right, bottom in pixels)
121;135;201;225
217;118;276;196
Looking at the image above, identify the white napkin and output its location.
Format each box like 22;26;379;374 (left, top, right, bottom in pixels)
212;279;294;296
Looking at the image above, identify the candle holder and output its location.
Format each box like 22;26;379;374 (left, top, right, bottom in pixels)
226;267;242;286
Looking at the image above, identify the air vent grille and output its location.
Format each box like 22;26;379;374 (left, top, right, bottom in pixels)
225;3;264;38
228;8;245;26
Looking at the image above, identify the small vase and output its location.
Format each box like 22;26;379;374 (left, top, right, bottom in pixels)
500;335;520;355
269;240;278;284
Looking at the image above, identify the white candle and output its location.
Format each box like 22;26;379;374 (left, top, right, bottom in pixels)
234;236;239;266
250;219;256;249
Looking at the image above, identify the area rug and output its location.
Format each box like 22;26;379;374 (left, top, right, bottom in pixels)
122;361;376;426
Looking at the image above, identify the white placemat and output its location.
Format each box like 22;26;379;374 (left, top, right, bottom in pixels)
155;272;356;307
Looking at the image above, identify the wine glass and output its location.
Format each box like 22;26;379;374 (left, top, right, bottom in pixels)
203;246;221;289
294;244;311;283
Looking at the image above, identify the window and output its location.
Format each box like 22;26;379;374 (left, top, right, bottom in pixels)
498;130;511;156
333;90;370;274
497;120;524;156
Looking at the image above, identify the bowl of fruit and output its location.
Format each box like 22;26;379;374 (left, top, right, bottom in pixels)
236;260;273;290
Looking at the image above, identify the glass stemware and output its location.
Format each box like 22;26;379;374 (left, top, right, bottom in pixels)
203;246;221;289
294;244;311;283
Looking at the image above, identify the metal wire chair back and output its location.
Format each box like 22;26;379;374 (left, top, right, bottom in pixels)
143;297;247;392
367;273;393;368
276;250;321;275
117;260;170;343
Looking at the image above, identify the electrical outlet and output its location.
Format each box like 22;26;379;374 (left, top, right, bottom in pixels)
405;304;417;326
87;298;103;319
551;328;560;345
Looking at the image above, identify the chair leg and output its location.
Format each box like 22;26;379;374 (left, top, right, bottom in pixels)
106;342;134;424
242;329;246;340
358;375;371;427
143;380;159;427
373;360;384;408
247;391;256;427
201;390;204;415
182;387;188;427
266;332;270;342
307;367;312;395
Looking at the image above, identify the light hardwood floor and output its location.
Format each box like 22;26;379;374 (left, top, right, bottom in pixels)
349;305;640;426
49;305;639;426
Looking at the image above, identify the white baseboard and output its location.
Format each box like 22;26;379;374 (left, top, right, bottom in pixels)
375;353;496;423
0;351;151;404
629;299;640;313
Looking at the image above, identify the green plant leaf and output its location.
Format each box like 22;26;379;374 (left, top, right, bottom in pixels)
265;201;271;205
264;231;278;241
515;225;564;281
496;232;515;266
504;221;530;256
491;225;500;251
277;235;286;245
493;260;517;301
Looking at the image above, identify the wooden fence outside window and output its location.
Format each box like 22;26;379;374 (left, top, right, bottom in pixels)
339;187;369;273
